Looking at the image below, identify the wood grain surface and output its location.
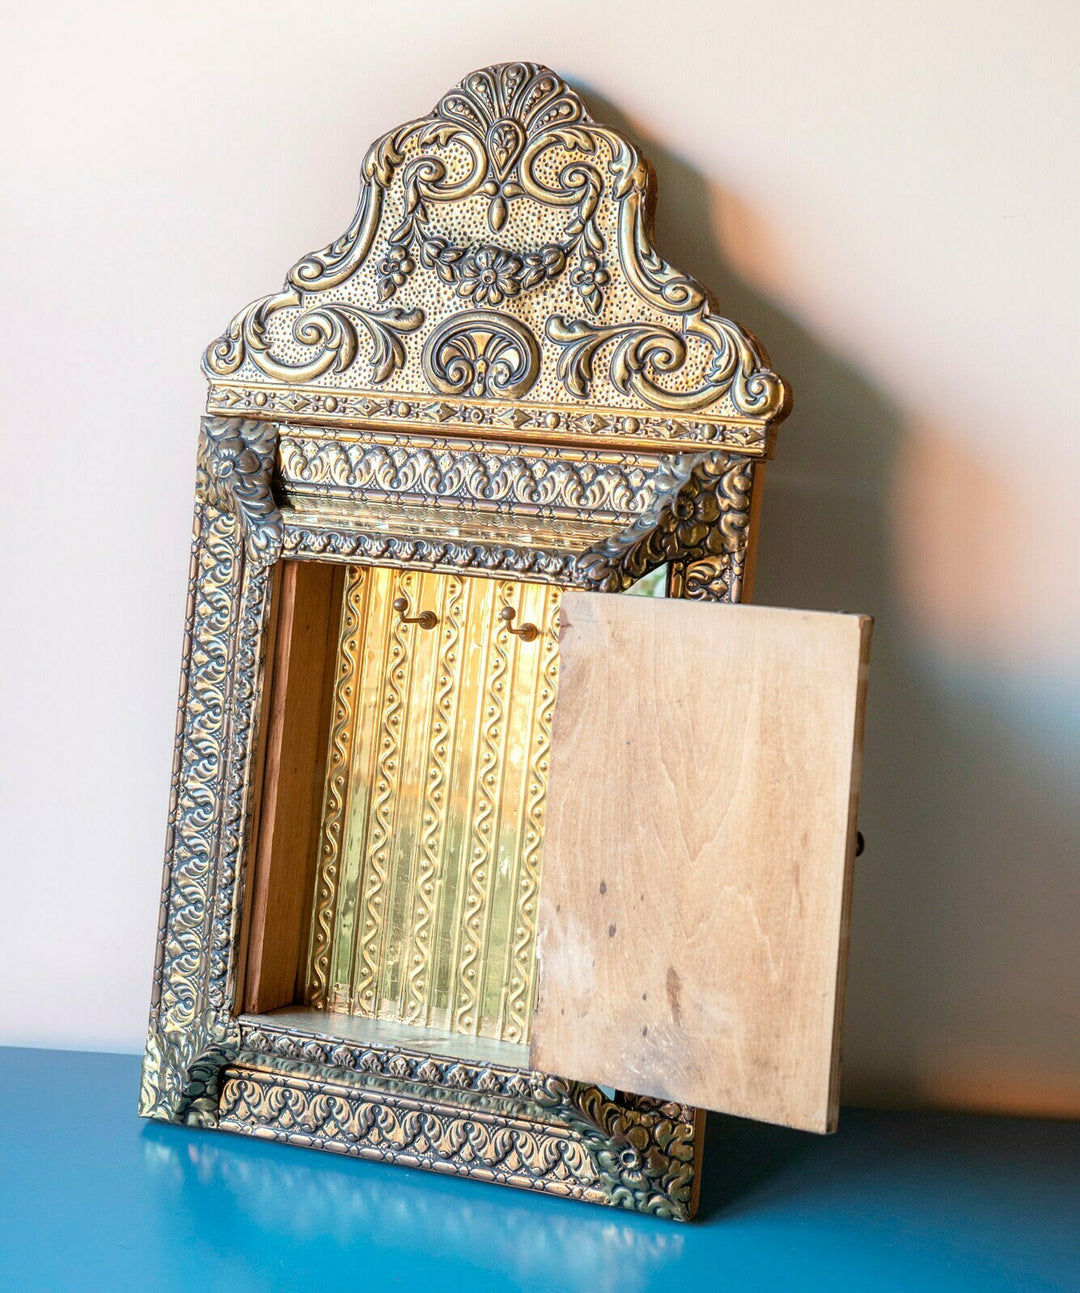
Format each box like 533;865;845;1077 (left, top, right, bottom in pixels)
241;561;343;1014
530;594;872;1132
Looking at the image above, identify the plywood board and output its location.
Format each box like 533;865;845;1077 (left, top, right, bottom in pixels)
530;594;871;1133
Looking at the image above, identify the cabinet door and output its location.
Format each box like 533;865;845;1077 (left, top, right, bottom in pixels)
529;593;872;1133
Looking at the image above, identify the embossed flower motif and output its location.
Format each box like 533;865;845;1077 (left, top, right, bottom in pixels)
571;254;610;315
377;245;415;301
457;247;523;306
670;487;711;552
596;1135;660;1198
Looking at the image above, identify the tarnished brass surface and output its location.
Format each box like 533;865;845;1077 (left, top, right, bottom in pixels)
141;62;789;1220
276;425;678;521
278;448;757;597
223;1013;701;1218
307;566;560;1045
203;62;786;441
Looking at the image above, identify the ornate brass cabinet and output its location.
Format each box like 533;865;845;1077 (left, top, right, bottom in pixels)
139;63;867;1222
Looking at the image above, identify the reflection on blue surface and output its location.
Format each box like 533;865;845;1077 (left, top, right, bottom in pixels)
139;1121;684;1292
1;1048;1078;1291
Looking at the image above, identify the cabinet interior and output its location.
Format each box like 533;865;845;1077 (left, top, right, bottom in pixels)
239;558;562;1066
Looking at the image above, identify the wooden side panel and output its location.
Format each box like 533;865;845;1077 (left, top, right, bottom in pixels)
530;594;871;1133
241;560;343;1014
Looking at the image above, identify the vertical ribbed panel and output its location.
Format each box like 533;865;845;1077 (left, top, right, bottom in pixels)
306;566;561;1044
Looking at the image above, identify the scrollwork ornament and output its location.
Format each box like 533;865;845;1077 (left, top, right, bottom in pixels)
275;452;744;598
379;85;606;310
276;433;663;520
212;1019;700;1217
547;315;784;418
681;548;746;603
141;426;278;1119
201;61;787;425
423;312;541;399
433;62;585;232
205;292;424;387
215;1067;601;1195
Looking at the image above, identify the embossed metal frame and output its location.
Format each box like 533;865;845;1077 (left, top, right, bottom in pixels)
140;62;789;1221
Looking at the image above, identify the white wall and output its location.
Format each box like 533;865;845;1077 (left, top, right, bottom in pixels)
2;0;1076;1116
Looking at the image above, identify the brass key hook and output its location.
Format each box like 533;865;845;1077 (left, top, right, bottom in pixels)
499;605;539;642
393;595;439;631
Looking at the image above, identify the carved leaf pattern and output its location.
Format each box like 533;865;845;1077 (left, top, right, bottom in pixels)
277;434;672;524
213;1021;698;1218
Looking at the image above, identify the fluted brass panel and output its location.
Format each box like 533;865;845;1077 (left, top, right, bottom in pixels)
306;566;560;1044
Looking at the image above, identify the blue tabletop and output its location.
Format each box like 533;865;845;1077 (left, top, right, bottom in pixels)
1;1047;1076;1292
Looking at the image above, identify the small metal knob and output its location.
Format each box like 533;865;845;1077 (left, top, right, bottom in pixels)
393;595;438;631
499;605;539;642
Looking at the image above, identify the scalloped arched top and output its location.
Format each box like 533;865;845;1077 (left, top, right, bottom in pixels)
204;62;788;452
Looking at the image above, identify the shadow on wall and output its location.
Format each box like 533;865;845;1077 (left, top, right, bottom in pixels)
581;90;1080;1117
